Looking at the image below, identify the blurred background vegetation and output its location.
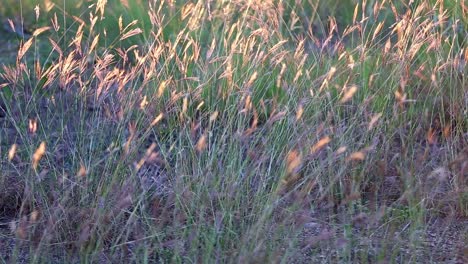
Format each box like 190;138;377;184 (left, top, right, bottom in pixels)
1;0;465;47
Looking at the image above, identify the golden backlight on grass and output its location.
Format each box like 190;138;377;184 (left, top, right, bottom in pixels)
246;71;258;88
8;144;17;161
296;104;304;121
347;151;366;162
43;0;54;12
32;27;50;37
209;111;219;123
29;118;37;135
135;143;157;171
442;124;452;139
77;163;87;178
196;133;207;153
340;85;358;103
311;136;331;154
335;146;347;155
373;22;384;41
180;96;188;119
150;113;164;127
18;38;34;61
368;113;383;131
32;142;46;169
320;67;336;91
426;127;437;145
96;0;108;18
6;19;15;33
140;95;149;109
286;150;302;175
278;149;304;194
120;28;143;41
157;80;169;98
29;210;39;223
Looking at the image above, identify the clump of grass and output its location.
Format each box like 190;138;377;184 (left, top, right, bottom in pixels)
0;0;466;262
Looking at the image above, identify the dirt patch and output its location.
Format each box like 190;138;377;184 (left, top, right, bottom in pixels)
294;212;468;263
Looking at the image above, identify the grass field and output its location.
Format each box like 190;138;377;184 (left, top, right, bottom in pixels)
0;0;467;263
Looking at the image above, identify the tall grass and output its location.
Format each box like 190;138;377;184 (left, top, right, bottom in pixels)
0;0;466;262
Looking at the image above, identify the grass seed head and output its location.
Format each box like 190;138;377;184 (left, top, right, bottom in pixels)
311;136;331;154
286;149;302;175
296;104;304;121
347;151;366;162
28;118;37;135
8;144;18;161
32;142;46;170
196;133;207;153
77;163;87;178
340;85;358;103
